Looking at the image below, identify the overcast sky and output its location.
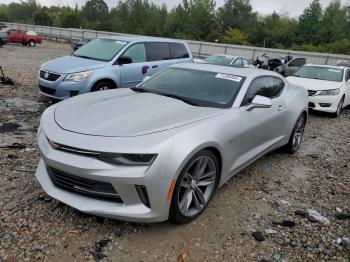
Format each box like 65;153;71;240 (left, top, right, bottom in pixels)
1;0;349;17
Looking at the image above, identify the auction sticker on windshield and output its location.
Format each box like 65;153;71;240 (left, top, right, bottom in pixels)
215;73;242;82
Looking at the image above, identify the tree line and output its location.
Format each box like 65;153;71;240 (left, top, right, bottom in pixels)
1;0;350;55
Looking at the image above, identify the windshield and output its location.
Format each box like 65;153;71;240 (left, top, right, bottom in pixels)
293;66;343;82
137;68;245;108
73;38;128;61
204;55;232;66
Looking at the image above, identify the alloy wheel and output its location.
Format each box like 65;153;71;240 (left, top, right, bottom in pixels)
178;156;217;217
336;98;344;116
98;86;110;91
292;116;305;150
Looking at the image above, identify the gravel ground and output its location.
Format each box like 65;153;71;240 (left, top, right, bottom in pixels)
0;41;349;262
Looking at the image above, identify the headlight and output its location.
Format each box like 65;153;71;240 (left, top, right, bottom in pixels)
317;89;340;96
64;70;92;82
98;153;157;166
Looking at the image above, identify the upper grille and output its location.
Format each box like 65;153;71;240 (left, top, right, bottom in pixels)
40;70;61;82
308;90;317;96
47;167;122;203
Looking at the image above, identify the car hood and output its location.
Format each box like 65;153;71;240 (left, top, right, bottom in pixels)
54;89;222;137
287;76;342;91
42;55;108;74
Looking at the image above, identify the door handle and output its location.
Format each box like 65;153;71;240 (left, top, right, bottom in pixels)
278;105;284;111
152;65;159;68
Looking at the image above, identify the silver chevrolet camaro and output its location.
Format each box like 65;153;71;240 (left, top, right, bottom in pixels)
36;63;308;224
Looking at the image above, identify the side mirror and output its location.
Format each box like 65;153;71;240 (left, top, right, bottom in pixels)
117;56;132;65
247;95;272;111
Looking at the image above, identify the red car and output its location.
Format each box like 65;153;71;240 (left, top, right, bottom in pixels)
6;29;42;47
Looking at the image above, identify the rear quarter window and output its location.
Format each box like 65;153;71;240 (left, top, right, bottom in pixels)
146;42;171;61
170;43;189;59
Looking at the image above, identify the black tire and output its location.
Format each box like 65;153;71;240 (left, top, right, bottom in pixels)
169;150;219;224
284;114;306;154
28;40;35;47
91;81;115;92
331;96;344;117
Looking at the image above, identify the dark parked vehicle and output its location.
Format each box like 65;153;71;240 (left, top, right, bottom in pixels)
0;30;9;47
71;38;92;51
253;54;306;76
275;57;306;76
336;61;350;68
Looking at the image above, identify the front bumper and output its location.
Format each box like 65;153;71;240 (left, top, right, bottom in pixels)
37;74;93;100
35;131;172;222
308;95;341;113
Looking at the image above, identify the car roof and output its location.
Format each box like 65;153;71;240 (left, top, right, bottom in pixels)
303;64;347;70
171;63;281;78
208;54;237;59
99;35;187;44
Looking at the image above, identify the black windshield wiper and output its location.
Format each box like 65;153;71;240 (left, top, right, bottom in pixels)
159;93;200;106
131;87;153;93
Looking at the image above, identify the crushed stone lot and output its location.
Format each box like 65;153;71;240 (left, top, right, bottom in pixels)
0;41;349;262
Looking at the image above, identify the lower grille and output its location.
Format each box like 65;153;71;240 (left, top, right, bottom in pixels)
47;167;122;203
308;90;317;96
39;85;56;95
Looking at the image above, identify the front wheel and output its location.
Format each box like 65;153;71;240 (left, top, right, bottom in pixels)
169;150;219;224
284;114;306;154
28;40;35;47
91;81;114;92
331;97;344;117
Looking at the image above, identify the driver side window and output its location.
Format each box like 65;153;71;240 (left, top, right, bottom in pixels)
241;76;285;106
122;43;146;63
232;59;243;68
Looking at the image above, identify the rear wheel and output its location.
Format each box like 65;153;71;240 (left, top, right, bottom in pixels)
28;40;35;47
332;96;344;117
284;114;306;154
169;150;219;224
91;81;115;92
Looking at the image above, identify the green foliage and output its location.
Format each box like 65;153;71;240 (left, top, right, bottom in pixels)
0;0;350;55
221;28;249;45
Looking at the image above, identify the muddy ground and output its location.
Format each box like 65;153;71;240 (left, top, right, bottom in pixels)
0;41;349;262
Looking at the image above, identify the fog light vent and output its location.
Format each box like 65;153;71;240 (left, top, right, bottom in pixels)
135;185;151;208
319;103;331;107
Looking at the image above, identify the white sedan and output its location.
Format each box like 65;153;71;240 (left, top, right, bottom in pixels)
287;64;350;116
195;54;255;68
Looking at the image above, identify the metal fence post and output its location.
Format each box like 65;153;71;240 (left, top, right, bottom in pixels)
198;43;202;57
224;45;228;54
325;55;330;65
251;49;256;60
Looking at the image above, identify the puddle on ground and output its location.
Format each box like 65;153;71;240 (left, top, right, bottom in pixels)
0;122;22;133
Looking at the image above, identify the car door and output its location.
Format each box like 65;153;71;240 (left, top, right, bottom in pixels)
7;29;16;42
118;42;150;88
232;58;243;68
145;42;173;75
234;76;287;170
285;58;306;76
